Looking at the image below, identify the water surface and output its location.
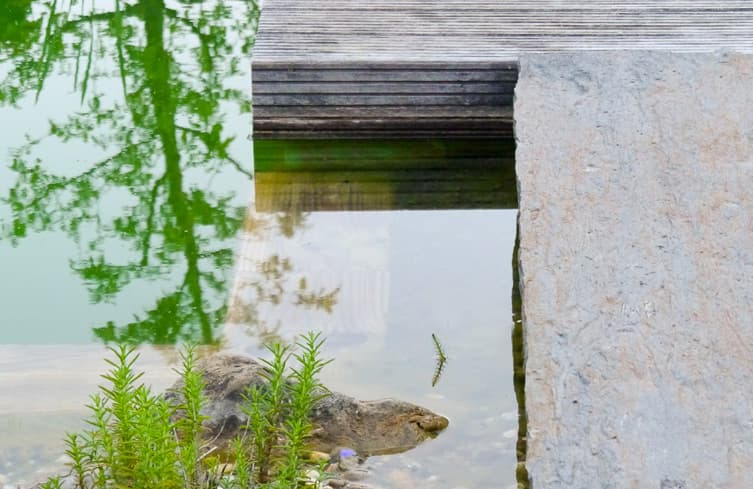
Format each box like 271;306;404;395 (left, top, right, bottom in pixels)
1;0;259;344
0;1;520;487
225;204;519;489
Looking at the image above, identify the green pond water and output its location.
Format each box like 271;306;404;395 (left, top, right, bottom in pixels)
0;1;521;487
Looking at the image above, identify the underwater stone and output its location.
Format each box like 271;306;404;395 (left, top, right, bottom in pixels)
166;353;449;456
515;51;753;488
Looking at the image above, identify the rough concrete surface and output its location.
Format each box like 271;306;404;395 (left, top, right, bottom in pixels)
515;51;753;489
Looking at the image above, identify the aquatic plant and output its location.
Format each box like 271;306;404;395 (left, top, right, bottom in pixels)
40;333;331;489
431;333;448;387
242;332;332;485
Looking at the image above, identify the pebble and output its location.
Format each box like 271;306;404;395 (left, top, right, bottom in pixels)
323;478;381;489
299;468;321;487
337;456;359;471
307;450;331;463
342;483;376;489
341;468;369;482
212;463;235;478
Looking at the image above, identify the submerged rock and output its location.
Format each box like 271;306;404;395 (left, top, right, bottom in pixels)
166;353;449;457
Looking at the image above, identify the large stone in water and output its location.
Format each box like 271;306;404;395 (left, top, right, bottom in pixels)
166;353;449;456
515;51;753;488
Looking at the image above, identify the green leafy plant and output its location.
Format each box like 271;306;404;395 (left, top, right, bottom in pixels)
241;332;332;486
38;344;188;489
42;332;331;489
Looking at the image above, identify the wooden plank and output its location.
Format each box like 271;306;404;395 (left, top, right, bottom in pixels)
252;130;513;139
253;94;512;106
253;121;513;138
252;68;517;82
252;82;513;95
254;117;511;132
259;17;753;31
252;61;518;70
265;0;753;9
252;0;753;139
252;106;512;119
253;0;753;63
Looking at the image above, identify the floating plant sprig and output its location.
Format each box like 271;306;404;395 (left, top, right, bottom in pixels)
431;333;448;387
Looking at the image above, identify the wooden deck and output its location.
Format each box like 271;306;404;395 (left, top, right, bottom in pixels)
252;1;753;138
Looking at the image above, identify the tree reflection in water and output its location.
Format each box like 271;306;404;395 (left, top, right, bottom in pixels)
0;0;338;346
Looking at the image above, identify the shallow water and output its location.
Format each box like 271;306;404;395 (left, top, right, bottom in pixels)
224;207;519;489
0;1;520;487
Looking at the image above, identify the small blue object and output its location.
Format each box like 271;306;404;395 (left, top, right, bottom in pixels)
339;448;357;458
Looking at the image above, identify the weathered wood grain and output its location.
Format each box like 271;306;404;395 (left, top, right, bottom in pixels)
255;117;511;130
252;106;512;118
252;0;753;138
252;62;518;71
253;94;512;106
252;130;513;139
254;0;753;62
253;82;513;94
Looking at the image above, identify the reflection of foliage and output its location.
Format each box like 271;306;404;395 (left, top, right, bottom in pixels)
225;213;341;348
296;277;339;313
0;0;261;344
0;0;40;60
276;210;308;238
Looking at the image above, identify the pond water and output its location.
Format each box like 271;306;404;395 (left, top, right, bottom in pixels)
0;1;521;488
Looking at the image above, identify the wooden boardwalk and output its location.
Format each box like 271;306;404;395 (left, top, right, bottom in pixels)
252;0;753;139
